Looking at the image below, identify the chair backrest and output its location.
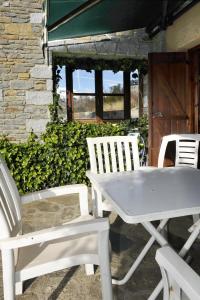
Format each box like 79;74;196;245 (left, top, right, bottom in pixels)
0;157;22;239
158;134;200;168
87;136;140;174
156;246;200;300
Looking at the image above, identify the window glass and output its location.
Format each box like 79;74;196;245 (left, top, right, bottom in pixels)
130;71;139;118
103;95;124;119
73;95;96;119
103;71;123;93
57;66;67;120
73;70;95;93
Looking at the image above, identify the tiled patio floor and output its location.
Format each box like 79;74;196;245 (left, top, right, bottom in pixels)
1;192;200;300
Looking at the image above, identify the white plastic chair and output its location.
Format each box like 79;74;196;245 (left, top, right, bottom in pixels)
0;157;113;300
158;134;200;168
87;135;140;217
156;246;200;300
158;134;200;223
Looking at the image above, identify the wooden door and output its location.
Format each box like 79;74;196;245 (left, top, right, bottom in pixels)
188;48;200;133
148;52;193;166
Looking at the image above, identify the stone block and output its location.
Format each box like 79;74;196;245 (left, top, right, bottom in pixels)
10;80;33;90
4;24;32;35
3;2;10;7
0;39;7;45
30;65;52;79
0;16;11;23
26;91;53;105
4;90;17;96
30;13;44;24
26;119;49;133
18;73;30;79
12;64;29;73
34;81;46;90
46;79;53;91
0;89;3;101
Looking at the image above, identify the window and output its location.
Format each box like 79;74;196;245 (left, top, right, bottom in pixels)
103;71;124;119
72;70;96;119
130;71;139;119
56;65;139;121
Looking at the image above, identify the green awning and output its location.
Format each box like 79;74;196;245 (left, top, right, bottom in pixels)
47;0;198;41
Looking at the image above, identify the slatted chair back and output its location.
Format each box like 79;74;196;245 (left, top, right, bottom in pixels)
87;136;140;174
158;134;200;168
0;157;22;239
175;138;199;168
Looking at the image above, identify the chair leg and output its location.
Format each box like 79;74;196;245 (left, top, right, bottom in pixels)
93;188;103;217
99;231;113;300
15;281;23;295
97;190;103;217
85;264;94;275
1;250;15;300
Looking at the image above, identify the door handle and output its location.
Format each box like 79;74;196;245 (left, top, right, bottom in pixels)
152;112;164;118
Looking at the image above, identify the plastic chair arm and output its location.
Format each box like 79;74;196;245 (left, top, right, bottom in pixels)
0;218;109;250
21;184;89;215
156;246;200;300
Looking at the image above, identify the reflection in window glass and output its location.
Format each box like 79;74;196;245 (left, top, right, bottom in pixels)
103;96;124;119
130;71;139;118
57;66;67;120
73;70;95;93
73;95;96;119
103;71;123;93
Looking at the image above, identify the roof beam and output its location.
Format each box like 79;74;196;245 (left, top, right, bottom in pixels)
47;0;101;33
161;0;168;29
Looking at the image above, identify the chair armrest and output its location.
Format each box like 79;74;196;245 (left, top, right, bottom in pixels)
156;246;200;300
21;184;89;216
0;218;109;250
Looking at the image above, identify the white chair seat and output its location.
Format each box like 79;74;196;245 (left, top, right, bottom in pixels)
16;233;98;279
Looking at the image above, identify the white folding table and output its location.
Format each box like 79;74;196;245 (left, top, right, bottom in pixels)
87;167;200;299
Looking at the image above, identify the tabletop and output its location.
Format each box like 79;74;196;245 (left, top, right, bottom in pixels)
87;167;200;224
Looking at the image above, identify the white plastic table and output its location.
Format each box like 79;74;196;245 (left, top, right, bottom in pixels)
87;167;200;299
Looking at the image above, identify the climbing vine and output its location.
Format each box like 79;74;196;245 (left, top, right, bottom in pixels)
53;56;147;74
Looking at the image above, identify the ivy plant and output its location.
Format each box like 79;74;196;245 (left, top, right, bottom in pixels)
0;119;147;194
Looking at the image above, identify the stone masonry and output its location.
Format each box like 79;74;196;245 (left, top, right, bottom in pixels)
0;0;52;141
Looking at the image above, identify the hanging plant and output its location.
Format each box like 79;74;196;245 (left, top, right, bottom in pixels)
53;56;147;74
49;65;63;122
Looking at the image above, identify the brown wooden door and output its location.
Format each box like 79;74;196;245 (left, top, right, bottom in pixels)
188;48;200;133
148;52;193;166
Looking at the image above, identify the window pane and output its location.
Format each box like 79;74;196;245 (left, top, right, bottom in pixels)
103;71;123;93
130;71;139;118
73;95;96;119
73;70;95;93
103;95;124;119
57;66;67;120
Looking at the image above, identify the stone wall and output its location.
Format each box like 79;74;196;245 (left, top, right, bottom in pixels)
0;0;52;141
49;28;165;61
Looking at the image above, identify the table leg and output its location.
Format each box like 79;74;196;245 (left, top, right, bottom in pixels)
148;218;200;300
112;219;169;285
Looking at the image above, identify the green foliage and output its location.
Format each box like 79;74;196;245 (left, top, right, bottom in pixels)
50;65;63;122
53;56;148;74
0;120;147;195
